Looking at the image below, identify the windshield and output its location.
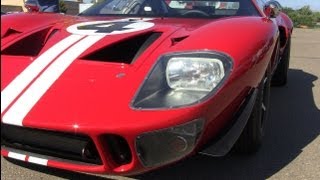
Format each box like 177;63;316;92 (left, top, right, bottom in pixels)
81;0;260;18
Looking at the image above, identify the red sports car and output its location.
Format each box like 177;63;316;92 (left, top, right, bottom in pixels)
1;0;293;176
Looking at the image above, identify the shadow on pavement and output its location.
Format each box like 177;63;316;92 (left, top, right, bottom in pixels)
4;69;320;180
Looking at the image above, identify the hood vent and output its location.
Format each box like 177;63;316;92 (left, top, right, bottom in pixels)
82;32;162;64
2;27;52;56
171;35;189;46
43;28;60;45
1;28;22;39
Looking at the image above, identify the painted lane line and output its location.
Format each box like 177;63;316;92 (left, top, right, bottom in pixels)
1;35;84;114
2;35;104;126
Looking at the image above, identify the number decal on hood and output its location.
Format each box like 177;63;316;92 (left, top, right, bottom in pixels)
67;18;154;36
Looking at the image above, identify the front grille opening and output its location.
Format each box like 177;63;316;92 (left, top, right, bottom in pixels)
1;124;102;165
2;27;51;56
102;135;132;166
82;32;162;64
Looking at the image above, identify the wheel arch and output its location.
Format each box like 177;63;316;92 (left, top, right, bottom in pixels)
278;25;288;48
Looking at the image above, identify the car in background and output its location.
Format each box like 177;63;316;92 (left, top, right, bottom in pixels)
1;0;292;176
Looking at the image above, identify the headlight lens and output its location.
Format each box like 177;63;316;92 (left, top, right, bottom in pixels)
166;57;225;92
132;51;232;109
136;118;204;167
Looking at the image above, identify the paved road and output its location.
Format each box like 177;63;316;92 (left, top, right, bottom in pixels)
1;28;320;180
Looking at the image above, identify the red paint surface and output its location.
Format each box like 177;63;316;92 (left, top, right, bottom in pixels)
1;2;293;174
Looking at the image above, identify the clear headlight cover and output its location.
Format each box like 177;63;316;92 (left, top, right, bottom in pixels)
166;57;225;92
132;51;233;109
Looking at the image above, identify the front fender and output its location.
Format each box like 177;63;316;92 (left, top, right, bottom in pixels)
277;12;294;49
169;16;279;88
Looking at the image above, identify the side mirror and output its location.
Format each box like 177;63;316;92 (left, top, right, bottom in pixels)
25;0;40;12
264;1;281;18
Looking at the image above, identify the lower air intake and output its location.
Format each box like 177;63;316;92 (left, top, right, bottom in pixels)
1;124;102;165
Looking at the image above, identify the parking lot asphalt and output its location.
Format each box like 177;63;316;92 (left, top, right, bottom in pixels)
1;28;320;180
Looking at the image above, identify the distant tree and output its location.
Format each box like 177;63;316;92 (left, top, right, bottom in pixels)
297;5;313;16
315;12;320;22
282;7;295;14
59;0;68;13
283;6;318;28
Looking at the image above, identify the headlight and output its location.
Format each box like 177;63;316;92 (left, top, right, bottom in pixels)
136;118;204;167
132;51;232;109
166;57;225;92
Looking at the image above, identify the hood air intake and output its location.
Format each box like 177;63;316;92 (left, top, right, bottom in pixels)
2;27;53;57
82;32;162;64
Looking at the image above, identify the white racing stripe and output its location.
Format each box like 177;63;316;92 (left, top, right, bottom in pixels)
2;35;104;126
28;156;48;166
8;152;26;161
1;35;83;114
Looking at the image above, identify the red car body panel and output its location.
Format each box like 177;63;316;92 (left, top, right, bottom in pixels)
1;0;293;175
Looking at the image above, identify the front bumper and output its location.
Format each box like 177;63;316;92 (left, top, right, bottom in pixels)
1;89;257;176
1;109;205;175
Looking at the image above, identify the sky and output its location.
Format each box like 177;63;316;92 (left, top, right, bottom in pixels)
277;0;320;11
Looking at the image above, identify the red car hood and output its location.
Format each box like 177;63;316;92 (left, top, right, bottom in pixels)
1;14;214;130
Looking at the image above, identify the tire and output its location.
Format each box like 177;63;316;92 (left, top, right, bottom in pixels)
272;37;291;86
234;71;271;154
